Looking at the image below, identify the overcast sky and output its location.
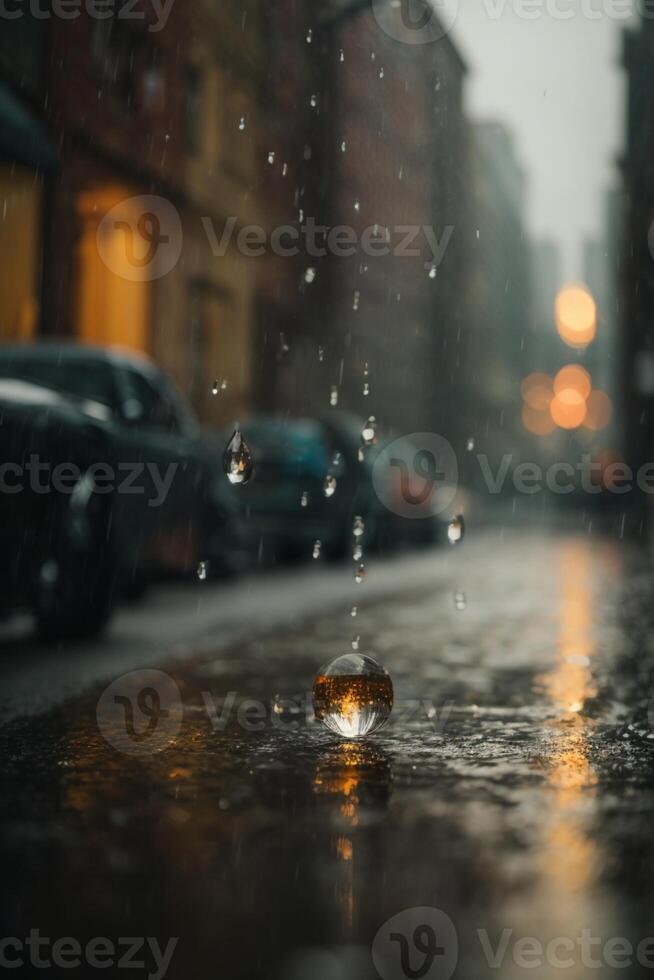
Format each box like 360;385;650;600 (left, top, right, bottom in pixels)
439;0;630;280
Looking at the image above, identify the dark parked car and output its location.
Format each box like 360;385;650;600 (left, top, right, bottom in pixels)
0;344;241;637
232;414;384;562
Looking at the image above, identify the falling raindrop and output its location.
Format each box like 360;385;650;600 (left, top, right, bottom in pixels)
310;93;318;108
238;116;246;131
267;150;275;165
358;448;365;462
363;382;370;397
279;332;290;356
361;416;377;446
312;653;393;738
353;290;360;311
282;162;288;176
330;385;339;407
354;562;366;584
312;540;322;560
428;265;437;279
197;561;208;581
301;491;309;508
353;516;365;538
341;140;347;153
447;514;465;545
351;635;360;650
304;267;316;284
353;543;363;562
454;589;467;611
350;605;358;617
339;48;344;62
223;429;254;486
379;67;384;79
212;378;227;395
467;437;475;451
323;474;337;498
318;345;325;362
354;200;361;213
306;28;312;43
363;361;369;376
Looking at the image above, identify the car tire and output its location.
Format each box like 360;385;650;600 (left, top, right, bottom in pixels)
34;476;117;640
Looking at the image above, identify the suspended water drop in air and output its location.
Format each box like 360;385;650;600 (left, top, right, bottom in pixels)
323;474;337;498
353;290;360;310
318;345;325;362
361;416;377;446
351;635;360;651
310;94;318;108
238;116;246;131
267;150;275;165
223;429;254;486
304;267;316;283
306;28;312;42
341;140;347;153
197;561;208;581
313;540;322;560
313;654;393;738
358;447;365;462
353;543;363;562
354;200;361;213
428;265;437;279
447;514;465;545
353;515;365;538
454;590;467;611
332;450;342;467
301;491;309;508
363;382;370;397
354;562;366;584
330;386;339;407
467;437;475;451
350;605;358;617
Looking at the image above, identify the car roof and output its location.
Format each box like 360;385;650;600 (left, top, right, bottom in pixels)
0;342;156;373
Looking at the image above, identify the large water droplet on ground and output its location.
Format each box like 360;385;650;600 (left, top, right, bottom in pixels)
313;653;393;738
223;429;254;485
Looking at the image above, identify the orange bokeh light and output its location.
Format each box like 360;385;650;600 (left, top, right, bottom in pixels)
522;373;553;411
554;365;591;402
555;284;597;349
522;404;556;435
583;390;613;431
550;389;587;429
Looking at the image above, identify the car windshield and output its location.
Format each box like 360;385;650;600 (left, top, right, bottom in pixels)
0;354;115;409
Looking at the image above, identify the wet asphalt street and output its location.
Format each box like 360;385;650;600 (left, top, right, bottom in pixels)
2;529;654;980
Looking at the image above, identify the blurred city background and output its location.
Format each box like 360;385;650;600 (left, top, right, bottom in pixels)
2;0;646;480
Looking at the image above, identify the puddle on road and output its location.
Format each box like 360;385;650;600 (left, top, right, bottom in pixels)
2;536;654;979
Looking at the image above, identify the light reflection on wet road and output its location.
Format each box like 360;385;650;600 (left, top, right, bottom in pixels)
2;532;654;979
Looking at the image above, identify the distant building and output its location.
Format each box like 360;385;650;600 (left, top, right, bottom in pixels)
466;120;532;454
621;16;654;475
529;239;562;374
0;15;56;341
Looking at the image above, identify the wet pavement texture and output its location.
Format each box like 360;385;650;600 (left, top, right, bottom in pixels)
2;531;654;979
